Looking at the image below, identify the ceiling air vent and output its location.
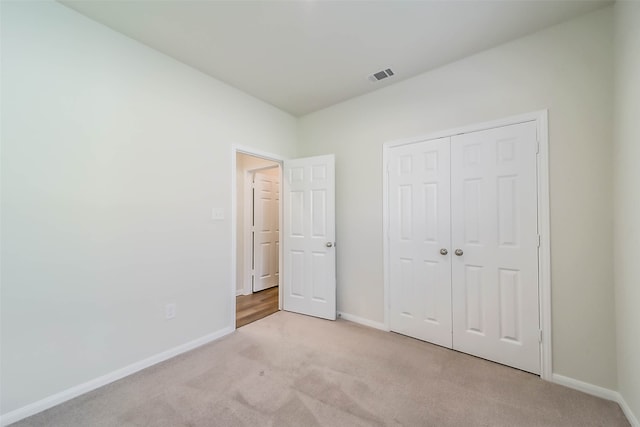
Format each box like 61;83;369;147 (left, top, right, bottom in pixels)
367;68;395;83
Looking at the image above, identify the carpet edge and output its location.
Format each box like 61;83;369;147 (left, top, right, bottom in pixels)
337;311;388;331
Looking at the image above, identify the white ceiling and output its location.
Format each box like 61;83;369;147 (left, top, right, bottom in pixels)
60;0;610;117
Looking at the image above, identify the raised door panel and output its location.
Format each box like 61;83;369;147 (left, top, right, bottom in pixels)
283;155;336;320
451;121;539;374
389;137;452;348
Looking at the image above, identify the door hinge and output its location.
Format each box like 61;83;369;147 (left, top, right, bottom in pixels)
537;234;541;248
538;329;543;343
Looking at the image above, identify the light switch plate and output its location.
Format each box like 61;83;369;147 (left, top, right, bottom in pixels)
212;207;225;220
165;303;176;320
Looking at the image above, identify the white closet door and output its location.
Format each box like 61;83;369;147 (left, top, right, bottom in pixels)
253;171;279;292
388;137;452;348
450;122;539;374
283;155;336;320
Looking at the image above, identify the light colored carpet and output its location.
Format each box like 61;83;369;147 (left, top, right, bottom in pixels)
12;311;629;426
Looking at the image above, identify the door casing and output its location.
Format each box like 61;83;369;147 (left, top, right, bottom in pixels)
382;110;551;380
232;147;285;325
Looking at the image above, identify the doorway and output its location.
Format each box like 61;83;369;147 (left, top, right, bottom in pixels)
231;147;337;329
235;152;281;327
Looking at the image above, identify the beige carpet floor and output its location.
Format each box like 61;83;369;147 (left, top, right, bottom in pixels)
12;311;629;426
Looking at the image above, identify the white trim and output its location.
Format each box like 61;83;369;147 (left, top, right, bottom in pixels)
0;327;234;427
382;110;552;379
337;312;388;331
536;111;553;381
551;374;619;401
619;395;640;427
231;145;238;328
382;143;391;331
234;145;286;163
551;374;639;427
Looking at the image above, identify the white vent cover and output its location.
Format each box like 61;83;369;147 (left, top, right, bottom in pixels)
367;68;395;83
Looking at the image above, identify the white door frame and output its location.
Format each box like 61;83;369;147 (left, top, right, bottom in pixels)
382;110;552;380
231;146;284;328
242;165;279;295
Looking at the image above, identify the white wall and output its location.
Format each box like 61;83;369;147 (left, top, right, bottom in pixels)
613;1;640;422
235;153;280;295
0;1;297;416
298;8;617;389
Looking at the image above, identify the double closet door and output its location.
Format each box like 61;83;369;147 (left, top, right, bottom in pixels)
388;121;540;374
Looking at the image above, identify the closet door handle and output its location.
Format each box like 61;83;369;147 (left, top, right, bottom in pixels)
455;249;464;256
440;248;448;255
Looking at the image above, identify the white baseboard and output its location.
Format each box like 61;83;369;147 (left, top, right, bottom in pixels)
337;311;388;331
551;374;639;427
551;374;619;401
0;326;234;427
618;395;640;427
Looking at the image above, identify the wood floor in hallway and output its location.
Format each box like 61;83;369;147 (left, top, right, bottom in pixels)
236;286;279;328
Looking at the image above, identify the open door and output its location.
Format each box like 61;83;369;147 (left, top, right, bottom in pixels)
283;154;336;320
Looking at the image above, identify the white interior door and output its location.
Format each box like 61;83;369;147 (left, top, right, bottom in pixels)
450;122;539;374
283;154;336;320
388;137;453;347
252;170;279;292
